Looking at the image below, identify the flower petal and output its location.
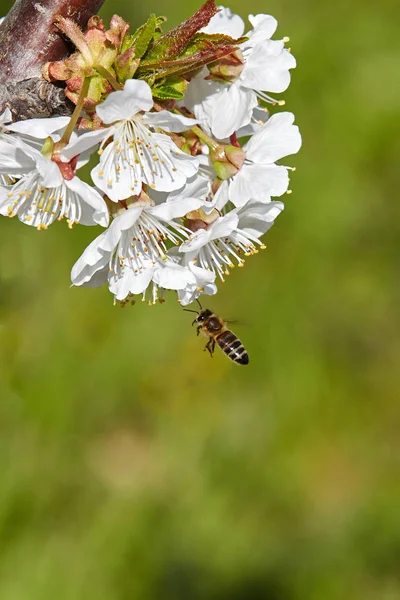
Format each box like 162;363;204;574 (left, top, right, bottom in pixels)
137;132;199;193
15;139;62;187
211;82;258;140
109;262;154;299
201;7;245;37
151;196;204;221
91;140;141;200
244;112;301;163
71;206;143;288
167;173;211;205
230;164;289;205
212;180;230;212
61;127;111;161
237;199;284;236
178;279;217;306
153;260;195;290
92;125;199;201
242;42;296;93
71;231;113;286
0;140;35;175
73;208;142;284
246;14;278;46
7;116;70;138
209;211;239;241
236;106;270;137
184;73;225;136
97;79;153;124
179;228;213;253
143;111;198;133
65;177;109;227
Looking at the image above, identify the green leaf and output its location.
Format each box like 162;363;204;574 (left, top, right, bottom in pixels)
137;40;238;81
144;0;218;61
179;32;244;58
152;86;185;100
152;76;187;100
122;14;157;58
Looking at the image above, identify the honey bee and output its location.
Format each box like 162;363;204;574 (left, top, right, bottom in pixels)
184;300;249;365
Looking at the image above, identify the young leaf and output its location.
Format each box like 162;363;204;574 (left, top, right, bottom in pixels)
122;14;157;58
144;0;218;60
152;76;187;100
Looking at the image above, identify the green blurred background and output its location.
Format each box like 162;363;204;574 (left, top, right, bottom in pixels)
1;0;399;598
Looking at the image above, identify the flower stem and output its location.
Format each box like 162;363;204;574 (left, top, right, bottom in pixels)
94;65;123;91
191;125;218;151
59;76;90;147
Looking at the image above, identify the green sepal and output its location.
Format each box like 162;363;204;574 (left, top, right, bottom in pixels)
115;48;141;82
41;136;54;158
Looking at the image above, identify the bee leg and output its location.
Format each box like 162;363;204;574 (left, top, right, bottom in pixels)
210;339;216;356
196;325;202;336
204;338;215;357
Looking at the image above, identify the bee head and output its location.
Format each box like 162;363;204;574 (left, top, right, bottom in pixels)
197;309;212;323
183;304;212;326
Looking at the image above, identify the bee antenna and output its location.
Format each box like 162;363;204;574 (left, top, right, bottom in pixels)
196;298;202;311
183;308;198;314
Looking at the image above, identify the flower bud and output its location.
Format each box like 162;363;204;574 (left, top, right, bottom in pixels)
210;143;246;180
184;208;220;232
206;49;244;83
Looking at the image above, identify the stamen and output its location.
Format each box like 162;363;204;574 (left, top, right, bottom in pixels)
3;171;83;228
256;91;285;106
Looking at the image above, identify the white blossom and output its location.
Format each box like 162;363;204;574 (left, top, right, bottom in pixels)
0;139;108;229
0;5;302;311
212;112;301;209
71;194;212;303
179;200;284;282
62;79;200;201
176;256;217;306
186;8;296;139
0;112;71;184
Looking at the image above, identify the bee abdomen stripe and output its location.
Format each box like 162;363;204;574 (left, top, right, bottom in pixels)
214;330;249;365
216;331;236;347
229;339;242;350
237;352;249;365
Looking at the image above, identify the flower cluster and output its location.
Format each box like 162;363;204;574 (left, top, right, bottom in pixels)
0;3;301;306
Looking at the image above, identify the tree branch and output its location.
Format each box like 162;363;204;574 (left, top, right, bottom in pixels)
0;0;105;119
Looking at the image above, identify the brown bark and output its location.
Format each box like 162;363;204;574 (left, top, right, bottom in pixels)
0;0;105;119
